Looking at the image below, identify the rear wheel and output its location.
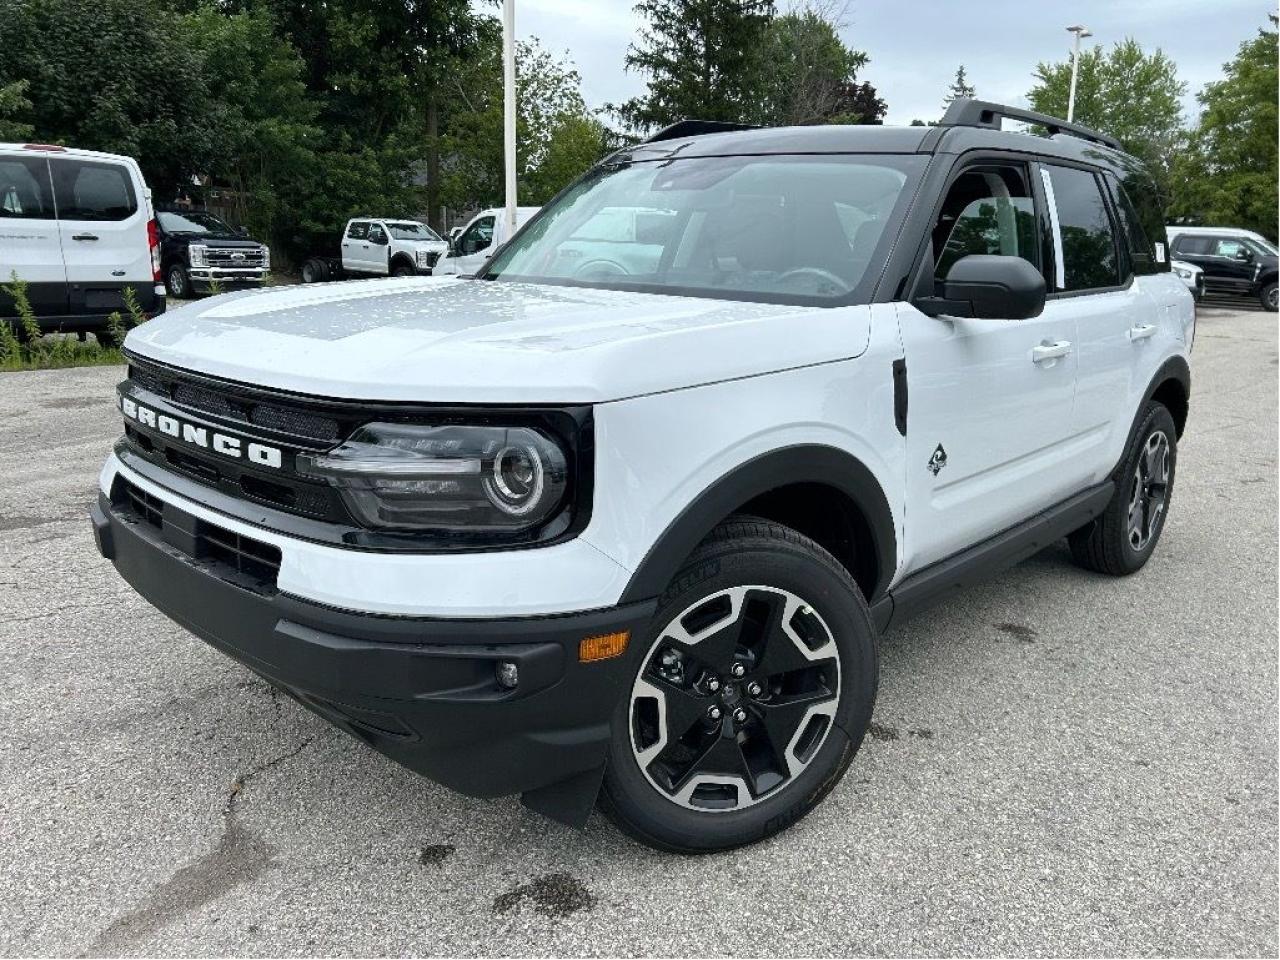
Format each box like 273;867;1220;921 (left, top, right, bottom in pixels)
599;518;877;854
1260;281;1277;312
300;258;328;284
1069;402;1177;576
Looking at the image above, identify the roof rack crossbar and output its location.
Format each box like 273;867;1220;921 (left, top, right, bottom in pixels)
642;119;761;145
939;98;1121;151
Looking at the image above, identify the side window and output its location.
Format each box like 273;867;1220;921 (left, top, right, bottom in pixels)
932;166;1039;279
50;159;137;221
0;157;55;219
367;223;387;244
458;215;495;255
1044;165;1120;292
1172;235;1210;256
1103;173;1156;274
346;221;369;240
1212;238;1245;258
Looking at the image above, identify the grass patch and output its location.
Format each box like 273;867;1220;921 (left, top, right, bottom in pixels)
2;273;150;372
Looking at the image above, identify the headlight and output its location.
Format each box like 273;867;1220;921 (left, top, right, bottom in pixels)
1174;267;1193;280
297;422;570;534
415;248;430;267
188;244;208;268
261;246;271;271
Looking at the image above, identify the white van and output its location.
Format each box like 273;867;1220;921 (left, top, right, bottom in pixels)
0;143;164;340
435;206;540;276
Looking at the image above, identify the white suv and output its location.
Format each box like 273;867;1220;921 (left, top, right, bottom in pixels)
1;143;164;339
92;101;1193;853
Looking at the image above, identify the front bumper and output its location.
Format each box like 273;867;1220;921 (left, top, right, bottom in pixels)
90;485;655;825
189;268;267;290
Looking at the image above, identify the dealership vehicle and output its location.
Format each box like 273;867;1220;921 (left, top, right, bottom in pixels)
1170;259;1204;302
1;143;164;340
1166;226;1278;310
91;100;1192;853
434;206;539;276
299;218;449;283
155;210;270;299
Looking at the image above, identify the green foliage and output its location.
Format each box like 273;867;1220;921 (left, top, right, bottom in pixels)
758;7;883;125
1027;39;1186;194
1169;22;1279;240
944;65;975;107
0;79;33;140
0;273;140;370
616;0;778;131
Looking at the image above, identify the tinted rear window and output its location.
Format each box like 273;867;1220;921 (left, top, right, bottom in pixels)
1045;165;1121;291
0;156;54;219
51;159;138;221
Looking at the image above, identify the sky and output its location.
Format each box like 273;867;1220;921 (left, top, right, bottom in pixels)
498;0;1273;126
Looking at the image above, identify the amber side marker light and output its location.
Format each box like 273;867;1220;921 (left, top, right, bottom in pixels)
579;631;629;663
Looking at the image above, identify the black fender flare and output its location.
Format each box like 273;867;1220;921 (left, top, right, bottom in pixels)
1111;355;1190;483
617;444;898;605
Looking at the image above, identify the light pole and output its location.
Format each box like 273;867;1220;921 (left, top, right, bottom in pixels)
503;0;517;240
1066;24;1092;123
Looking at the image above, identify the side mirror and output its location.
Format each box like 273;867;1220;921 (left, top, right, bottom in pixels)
449;226;462;241
234;225;248;236
1234;247;1253;262
915;255;1046;320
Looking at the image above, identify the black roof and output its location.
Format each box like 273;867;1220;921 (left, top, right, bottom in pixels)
617;98;1133;172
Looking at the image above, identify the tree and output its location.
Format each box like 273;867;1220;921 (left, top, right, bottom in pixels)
0;0;219;197
759;5;884;125
1027;39;1186;195
1169;20;1278;240
944;65;975;107
0;80;33;141
615;0;777;131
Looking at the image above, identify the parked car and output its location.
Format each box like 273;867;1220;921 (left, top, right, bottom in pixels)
1;142;164;341
1166;226;1278;310
1170;259;1204;302
92;101;1193;853
155;210;270;299
434;206;539;276
300;218;448;283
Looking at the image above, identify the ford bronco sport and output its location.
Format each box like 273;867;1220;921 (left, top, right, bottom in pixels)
91;100;1193;853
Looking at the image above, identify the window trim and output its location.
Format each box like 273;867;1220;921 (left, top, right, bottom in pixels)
1034;159;1130;300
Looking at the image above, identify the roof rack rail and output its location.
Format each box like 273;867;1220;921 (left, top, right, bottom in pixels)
642;120;760;144
939;98;1121;151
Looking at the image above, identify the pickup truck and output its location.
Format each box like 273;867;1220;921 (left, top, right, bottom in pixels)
299;218;449;283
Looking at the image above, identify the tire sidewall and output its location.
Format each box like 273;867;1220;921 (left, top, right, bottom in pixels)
166;264;188;299
1261;282;1278;312
1113;403;1178;571
602;531;877;853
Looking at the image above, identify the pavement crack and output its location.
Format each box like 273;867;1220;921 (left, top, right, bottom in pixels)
224;737;316;815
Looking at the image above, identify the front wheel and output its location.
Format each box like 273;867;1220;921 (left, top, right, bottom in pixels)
599;518;878;854
1069;401;1177;575
1260;281;1277;312
391;260;416;277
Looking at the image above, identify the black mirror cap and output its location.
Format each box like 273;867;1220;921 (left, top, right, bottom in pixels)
916;254;1047;320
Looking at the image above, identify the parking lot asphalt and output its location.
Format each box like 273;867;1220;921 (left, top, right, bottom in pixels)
1;304;1276;958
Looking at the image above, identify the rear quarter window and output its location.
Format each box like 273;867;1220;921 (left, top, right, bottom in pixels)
50;159;138;221
0;156;55;219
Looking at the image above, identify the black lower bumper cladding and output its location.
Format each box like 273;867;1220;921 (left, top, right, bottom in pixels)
90;484;655;827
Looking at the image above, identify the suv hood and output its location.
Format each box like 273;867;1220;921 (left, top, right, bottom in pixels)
124;276;871;403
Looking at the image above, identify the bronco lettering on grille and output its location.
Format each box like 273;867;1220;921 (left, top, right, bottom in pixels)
119;395;283;469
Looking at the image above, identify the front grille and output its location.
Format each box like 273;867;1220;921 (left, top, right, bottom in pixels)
113;477;281;590
204;247;266;268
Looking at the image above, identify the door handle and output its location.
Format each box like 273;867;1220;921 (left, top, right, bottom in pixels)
1128;323;1157;342
1031;340;1072;363
71;233;99;241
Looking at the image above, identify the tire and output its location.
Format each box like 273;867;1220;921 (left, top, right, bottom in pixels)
301;258;328;284
165;263;191;299
1069;401;1177;576
598;517;878;854
391;259;416;277
1260;281;1278;312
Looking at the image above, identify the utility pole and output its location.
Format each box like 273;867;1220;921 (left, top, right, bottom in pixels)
1066;24;1092;122
503;0;517;239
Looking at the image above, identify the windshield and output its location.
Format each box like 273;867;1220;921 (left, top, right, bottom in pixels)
388;221;441;241
158;211;235;235
483;154;925;304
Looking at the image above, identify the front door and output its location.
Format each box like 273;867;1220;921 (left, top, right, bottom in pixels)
0;153;65;321
446;214;496;275
897;160;1081;572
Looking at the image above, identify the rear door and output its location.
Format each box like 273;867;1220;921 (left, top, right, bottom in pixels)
49;156;149;318
897;158;1082;570
341;220;375;273
0;152;66;320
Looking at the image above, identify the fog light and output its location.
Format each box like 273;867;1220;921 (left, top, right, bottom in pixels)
495;660;519;689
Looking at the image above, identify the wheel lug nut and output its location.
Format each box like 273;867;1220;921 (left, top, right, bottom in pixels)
707;678;721;693
731;662;747;678
733;708;748;723
747;681;762;697
707;706;722;721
